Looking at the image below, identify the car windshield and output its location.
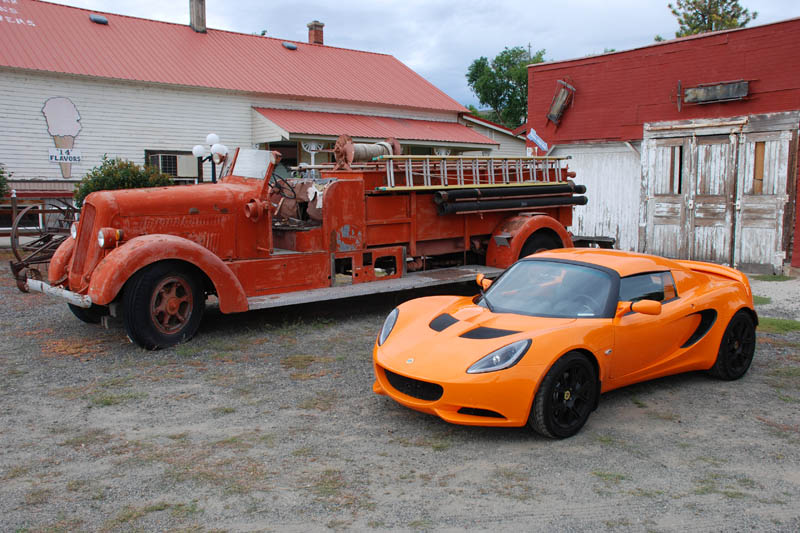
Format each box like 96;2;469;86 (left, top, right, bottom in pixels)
479;260;614;318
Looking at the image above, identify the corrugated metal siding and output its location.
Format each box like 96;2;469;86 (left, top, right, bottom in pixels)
551;143;641;251
253;108;496;145
0;1;465;113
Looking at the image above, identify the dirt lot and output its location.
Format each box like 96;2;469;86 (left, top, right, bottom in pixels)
1;254;799;532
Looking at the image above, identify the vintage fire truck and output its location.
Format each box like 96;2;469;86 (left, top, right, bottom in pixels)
25;137;591;349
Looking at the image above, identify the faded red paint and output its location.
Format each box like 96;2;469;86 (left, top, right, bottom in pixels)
527;18;800;145
486;214;574;268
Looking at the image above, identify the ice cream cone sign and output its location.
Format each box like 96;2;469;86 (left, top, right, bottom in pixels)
42;97;82;178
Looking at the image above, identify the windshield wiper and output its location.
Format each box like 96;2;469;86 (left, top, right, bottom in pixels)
481;292;496;312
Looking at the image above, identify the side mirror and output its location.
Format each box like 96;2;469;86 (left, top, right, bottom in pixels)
615;301;632;319
631;299;662;315
476;273;493;291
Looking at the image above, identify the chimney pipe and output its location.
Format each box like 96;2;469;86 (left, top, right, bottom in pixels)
190;0;206;33
307;20;324;45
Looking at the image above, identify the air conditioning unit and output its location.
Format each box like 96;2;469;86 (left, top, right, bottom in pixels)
177;155;199;178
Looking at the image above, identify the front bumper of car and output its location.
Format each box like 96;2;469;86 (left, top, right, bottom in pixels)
26;279;92;308
372;350;544;427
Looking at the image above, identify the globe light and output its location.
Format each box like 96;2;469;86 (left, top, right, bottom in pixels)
206;133;220;145
211;143;228;156
192;144;207;158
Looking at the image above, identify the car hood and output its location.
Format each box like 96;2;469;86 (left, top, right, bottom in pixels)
377;295;580;380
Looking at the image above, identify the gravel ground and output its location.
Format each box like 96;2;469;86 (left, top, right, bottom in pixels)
1;254;799;532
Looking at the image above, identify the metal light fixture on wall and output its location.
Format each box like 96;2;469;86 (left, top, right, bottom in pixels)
546;79;576;126
192;133;228;183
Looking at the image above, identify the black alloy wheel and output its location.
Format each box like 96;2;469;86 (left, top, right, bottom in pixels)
708;310;756;380
529;351;598;439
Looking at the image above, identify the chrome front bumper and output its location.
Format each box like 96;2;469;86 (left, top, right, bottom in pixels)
26;279;92;308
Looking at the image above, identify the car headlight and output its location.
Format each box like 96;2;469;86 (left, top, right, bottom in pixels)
467;339;531;374
378;308;399;346
70;222;78;240
98;227;124;249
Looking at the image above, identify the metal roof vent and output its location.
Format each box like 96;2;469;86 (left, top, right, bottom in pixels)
89;14;108;25
282;42;298;51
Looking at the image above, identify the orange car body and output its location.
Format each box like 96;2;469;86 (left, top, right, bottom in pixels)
372;249;757;429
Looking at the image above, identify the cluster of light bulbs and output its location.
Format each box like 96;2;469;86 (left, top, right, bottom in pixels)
192;133;228;163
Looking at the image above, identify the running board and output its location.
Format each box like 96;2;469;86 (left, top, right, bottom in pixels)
246;265;503;310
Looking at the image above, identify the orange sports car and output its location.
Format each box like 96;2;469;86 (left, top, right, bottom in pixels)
372;249;757;438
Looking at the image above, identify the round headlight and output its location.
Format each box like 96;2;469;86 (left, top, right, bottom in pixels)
70;222;78;239
97;229;105;248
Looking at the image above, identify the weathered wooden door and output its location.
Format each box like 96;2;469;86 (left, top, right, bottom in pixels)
734;129;796;272
641;112;798;271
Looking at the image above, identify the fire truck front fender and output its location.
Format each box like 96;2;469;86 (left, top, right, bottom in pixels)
48;237;75;284
87;235;248;313
486;214;573;269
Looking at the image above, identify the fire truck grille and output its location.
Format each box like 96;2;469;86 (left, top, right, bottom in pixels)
72;203;95;275
384;368;443;401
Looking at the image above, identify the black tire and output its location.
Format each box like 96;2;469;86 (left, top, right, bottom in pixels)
67;303;106;324
122;262;205;350
708;310;756;380
529;352;598;439
519;232;561;259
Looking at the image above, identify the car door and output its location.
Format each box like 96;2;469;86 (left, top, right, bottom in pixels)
611;271;698;383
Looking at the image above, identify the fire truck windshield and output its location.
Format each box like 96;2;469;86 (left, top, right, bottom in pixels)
222;148;275;180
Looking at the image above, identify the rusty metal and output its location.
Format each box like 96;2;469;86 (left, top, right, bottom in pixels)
9;200;78;292
333;135;401;171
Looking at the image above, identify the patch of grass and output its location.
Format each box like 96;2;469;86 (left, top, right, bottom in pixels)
280;354;334;370
2;465;30;480
631;397;647;408
753;295;772;305
751;274;794;282
393;435;452;451
211;406;236;416
66;479;89;492
627;487;664;498
61;428;112;449
24;487;51;505
299;391;336;411
292;446;314;457
593;471;626;484
313;469;345;498
759;317;800;334
175;344;200;357
769;367;800;379
778;394;799;404
89;391;145;407
692;472;757;499
103;502;171;530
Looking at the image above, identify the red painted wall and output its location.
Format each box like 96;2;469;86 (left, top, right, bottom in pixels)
526;17;800;145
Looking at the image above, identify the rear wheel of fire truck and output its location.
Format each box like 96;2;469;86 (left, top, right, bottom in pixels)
519;231;562;259
68;303;106;324
122;262;205;350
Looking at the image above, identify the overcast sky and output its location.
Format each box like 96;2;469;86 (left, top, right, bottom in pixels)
47;0;800;108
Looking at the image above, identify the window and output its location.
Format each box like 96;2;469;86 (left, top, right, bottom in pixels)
619;271;677;303
148;153;178;176
145;150;198;182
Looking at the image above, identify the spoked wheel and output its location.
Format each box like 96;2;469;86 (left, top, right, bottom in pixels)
123;262;205;350
529;352;598;439
708;310;756;380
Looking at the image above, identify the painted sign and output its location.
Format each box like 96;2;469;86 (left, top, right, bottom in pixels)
49;148;82;163
527;128;549;152
42;97;81;178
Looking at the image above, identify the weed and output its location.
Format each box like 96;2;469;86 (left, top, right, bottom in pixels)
24;487;51;505
211;406;236;416
292;446;314;457
605;518;632;528
299;391;336;411
631;397;647;408
61;428;112;449
313;469;345;498
751;274;794;282
281;354;334;370
628;487;664;498
759;318;800;334
66;479;89;491
753;295;772;305
2;465;30;480
409;519;433;531
778;394;799;403
89;391;145;407
593;471;626;484
769;367;800;379
175;344;200;358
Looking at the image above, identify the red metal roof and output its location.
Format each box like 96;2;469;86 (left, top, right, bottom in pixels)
255;108;496;145
0;1;466;113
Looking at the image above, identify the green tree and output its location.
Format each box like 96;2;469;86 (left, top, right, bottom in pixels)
669;0;757;37
466;46;545;129
0;163;9;198
74;156;173;207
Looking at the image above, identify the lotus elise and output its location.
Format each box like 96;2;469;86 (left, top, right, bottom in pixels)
372;249;757;438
